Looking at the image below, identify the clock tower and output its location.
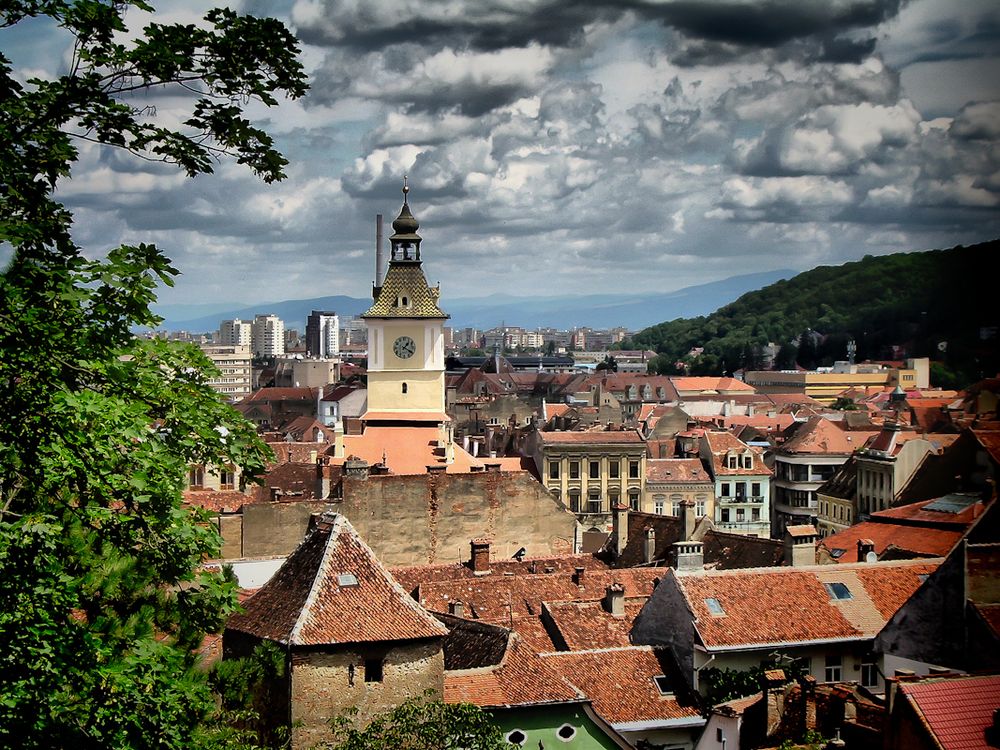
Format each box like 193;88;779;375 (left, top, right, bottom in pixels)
361;180;449;422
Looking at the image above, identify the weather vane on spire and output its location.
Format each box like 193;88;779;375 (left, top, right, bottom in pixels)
402;174;409;202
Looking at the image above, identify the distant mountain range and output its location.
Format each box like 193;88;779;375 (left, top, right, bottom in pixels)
152;269;794;333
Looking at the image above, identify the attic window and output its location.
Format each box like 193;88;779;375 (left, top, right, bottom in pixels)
824;582;853;600
829;548;846;560
653;675;674;695
336;573;359;587
705;597;726;616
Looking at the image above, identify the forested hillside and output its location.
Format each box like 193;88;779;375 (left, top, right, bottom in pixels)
626;240;998;387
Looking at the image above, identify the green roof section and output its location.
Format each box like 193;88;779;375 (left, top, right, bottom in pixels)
361;262;449;319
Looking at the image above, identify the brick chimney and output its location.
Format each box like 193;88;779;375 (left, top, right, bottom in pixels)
449;600;464;618
613;502;629;557
603;582;625;617
856;538;876;561
572;566;585;586
470;539;491;574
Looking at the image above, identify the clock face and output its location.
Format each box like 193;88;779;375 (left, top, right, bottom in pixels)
393;335;416;359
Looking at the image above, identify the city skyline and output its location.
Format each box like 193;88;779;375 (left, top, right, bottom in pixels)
3;0;998;307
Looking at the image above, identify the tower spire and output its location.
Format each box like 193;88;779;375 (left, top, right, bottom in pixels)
389;176;421;262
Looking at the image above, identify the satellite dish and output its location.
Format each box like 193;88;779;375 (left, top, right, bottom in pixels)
865;551;878;563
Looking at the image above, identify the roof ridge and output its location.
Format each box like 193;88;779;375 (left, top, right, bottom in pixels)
289;516;341;644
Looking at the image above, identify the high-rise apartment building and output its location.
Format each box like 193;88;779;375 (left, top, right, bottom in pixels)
305;310;339;358
199;344;253;403
218;318;252;346
251;314;285;357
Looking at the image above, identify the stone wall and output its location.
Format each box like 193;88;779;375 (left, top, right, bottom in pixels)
290;640;444;750
241;501;331;558
336;469;576;566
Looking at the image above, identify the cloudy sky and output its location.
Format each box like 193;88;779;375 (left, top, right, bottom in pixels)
5;0;1000;312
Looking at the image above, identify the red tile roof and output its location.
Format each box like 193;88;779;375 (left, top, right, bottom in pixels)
702;431;772;476
780;417;878;455
537;429;645;445
899;674;1000;750
646;458;711;483
541;647;702;725
674;559;938;649
444;632;582;707
226;513;447;646
820;524;962;563
543;600;647;650
338;425;484;474
671;376;755;394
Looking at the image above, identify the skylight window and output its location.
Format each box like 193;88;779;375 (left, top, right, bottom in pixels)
824;582;852;600
705;597;726;616
653;675;674;695
336;573;359;587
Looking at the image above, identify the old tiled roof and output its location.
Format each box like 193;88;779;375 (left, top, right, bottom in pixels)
537;429;645;445
646;458;711;483
817;458;857;501
780;417;878;456
434;612;510;670
392;553;611;590
701;530;784;570
361;262;448;319
183;489;254;513
820;494;984;563
703;431;772;476
674;559;938;649
898;674;1000;750
226;513;447;646
244;387;317;402
540;647;702;726
444;632;582;707
543;599;647;650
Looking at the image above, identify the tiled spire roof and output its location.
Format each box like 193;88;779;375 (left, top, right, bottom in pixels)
226;513;447;646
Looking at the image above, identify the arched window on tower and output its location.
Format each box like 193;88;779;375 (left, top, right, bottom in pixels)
402;383;408;394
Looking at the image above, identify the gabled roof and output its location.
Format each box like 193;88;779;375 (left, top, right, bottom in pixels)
780;417;878;456
702;430;772;476
671;559;938;650
541;647;703;727
361;262;448;319
671;376;755;394
898;673;1000;750
542;599;647;651
444;632;582;707
226;513;447;646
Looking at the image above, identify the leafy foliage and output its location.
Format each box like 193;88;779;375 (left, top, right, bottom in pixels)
0;2;305;747
321;692;505;750
700;659;807;706
628;241;998;385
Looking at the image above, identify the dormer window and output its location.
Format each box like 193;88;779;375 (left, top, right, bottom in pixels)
742;452;753;469
394;294;411;308
726;453;738;469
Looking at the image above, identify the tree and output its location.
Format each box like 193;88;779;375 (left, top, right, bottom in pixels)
322;693;504;750
596;354;618;372
0;3;306;747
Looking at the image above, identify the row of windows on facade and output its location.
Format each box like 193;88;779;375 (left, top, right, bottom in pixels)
549;460;641;480
651;497;708;516
723;451;756;470
776;463;837;482
188;466;236;489
556;487;642;513
719;481;764;499
819;499;853;524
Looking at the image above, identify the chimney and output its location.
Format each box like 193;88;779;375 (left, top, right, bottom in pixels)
603;583;625;617
674;539;704;571
449;600;464;618
856;538;876;561
343;455;370;480
613;502;629;556
470;539;491;574
572;566;585;586
643;526;656;564
680;498;696;541
783;524;819;567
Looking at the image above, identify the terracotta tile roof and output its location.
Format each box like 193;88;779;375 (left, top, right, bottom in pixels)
183;489;253;513
540;647;702;725
545;402;572;418
973;429;1000;464
361;410;450;422
780;417;879;456
646;458;711;483
673;559;938;649
702;431;772;476
392;554;611;590
362;262;448;319
337;426;484;474
543;599;647;650
671;376;755;394
537;429;645;445
899;674;1000;750
244;387;317;402
444;632;581;707
226;513;447;646
972;603;1000;640
820;524;962;563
